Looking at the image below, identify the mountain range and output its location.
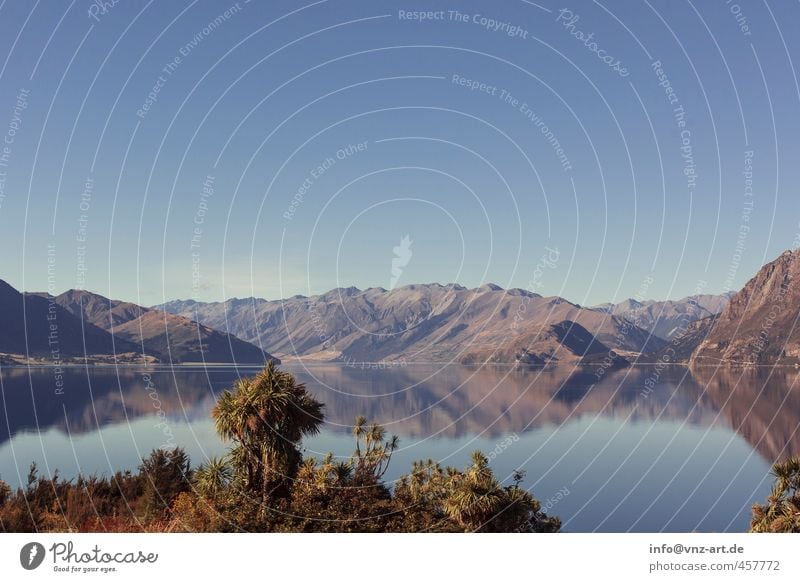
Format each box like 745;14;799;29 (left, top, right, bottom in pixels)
590;293;732;340
0;280;141;360
157;283;733;366
158;249;800;366
3;247;798;367
0;282;277;365
157;284;664;365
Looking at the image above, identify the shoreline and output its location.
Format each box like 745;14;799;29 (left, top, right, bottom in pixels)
3;361;799;370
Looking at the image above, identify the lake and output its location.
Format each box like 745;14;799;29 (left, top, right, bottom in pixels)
1;363;798;532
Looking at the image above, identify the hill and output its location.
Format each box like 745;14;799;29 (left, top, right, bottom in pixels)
50;289;276;364
158;283;664;364
690;250;800;366
0;280;141;359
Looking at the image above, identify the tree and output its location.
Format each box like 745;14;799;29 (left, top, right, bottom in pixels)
445;451;507;530
193;457;232;500
394;458;459;531
351;416;398;482
285;424;399;532
395;451;561;532
0;479;10;507
211;362;324;510
751;456;800;533
138;448;192;519
3;365;564;533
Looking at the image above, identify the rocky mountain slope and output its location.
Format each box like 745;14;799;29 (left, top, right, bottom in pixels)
158;283;665;364
49;289;276;364
690;249;800;366
11;245;796;368
591;293;731;340
0;280;140;359
655;314;719;363
52;289;148;330
459;320;622;366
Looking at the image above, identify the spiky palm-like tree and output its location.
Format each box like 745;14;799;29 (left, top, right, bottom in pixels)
444;451;506;531
438;452;561;532
138;448;192;518
193;457;233;500
211;362;324;507
751;456;800;533
351;417;398;481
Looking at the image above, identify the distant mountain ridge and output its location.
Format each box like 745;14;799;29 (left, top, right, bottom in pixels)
49;289;277;364
0;280;141;360
8;245;796;368
157;283;666;365
591;293;732;340
0;281;276;365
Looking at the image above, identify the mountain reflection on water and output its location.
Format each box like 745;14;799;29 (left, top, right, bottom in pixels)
1;363;796;532
2;364;798;461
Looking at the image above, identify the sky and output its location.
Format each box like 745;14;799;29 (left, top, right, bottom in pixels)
0;0;798;306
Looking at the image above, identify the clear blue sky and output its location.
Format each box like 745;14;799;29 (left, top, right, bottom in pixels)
0;0;798;306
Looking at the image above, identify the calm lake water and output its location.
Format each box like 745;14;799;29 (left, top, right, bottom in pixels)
2;363;798;532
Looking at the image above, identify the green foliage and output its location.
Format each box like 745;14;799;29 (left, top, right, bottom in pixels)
279;452;397;532
0;453;169;532
394;453;560;532
751;456;800;533
351;415;398;481
1;364;561;533
193;457;232;500
212;361;324;507
138;447;192;518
